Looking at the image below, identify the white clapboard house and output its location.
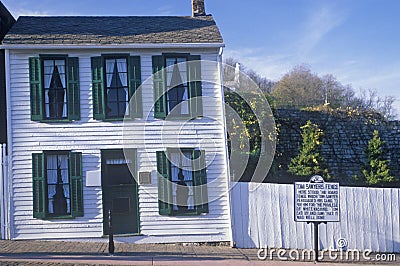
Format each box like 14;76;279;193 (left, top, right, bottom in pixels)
0;0;232;243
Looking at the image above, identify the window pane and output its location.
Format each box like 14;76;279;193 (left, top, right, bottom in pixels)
43;59;67;119
105;155;135;186
47;154;70;215
166;57;189;115
169;151;194;212
105;58;129;118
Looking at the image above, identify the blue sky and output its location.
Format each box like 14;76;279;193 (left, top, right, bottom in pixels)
3;0;400;114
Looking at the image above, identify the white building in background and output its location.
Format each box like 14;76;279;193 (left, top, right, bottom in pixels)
0;0;232;243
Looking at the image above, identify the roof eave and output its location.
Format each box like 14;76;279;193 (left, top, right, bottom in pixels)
0;42;225;50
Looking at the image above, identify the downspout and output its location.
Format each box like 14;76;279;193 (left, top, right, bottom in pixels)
217;47;234;246
5;49;12;239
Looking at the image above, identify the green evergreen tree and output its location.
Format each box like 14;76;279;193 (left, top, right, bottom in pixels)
362;130;394;186
288;120;329;178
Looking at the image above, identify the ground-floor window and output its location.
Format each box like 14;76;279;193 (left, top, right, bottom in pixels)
32;151;83;219
157;148;209;216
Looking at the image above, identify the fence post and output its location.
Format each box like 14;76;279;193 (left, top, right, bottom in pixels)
3;144;9;239
0;143;3;239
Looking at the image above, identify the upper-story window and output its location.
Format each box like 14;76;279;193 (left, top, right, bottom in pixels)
165;57;190;116
29;56;80;122
91;55;142;120
152;54;203;119
43;59;67;119
105;58;129;118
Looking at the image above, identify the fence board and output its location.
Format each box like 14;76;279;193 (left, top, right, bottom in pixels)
231;182;400;253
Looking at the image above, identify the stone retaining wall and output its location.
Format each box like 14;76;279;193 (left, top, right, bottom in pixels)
270;109;400;184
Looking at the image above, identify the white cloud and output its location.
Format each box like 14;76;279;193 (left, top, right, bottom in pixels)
224;48;297;81
12;9;49;17
296;5;348;56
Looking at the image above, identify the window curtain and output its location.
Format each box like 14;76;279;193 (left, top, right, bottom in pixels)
166;58;189;115
106;59;115;88
106;58;128;116
46;155;70;214
43;60;67;118
106;158;132;165
117;59;128;115
170;152;194;210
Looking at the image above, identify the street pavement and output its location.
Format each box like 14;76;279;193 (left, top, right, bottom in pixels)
0;240;397;265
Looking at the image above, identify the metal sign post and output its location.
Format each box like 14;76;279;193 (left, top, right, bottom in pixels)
108;209;115;255
294;175;340;262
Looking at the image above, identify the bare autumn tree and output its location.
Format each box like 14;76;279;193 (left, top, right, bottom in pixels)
354;88;396;120
224;59;397;120
271;65;397;119
271;65;324;107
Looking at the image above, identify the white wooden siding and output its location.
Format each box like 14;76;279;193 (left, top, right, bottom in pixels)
8;48;231;242
231;182;400;253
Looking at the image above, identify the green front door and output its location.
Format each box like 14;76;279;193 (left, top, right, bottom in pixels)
101;149;139;235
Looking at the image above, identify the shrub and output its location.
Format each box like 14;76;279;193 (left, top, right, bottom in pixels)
288;120;329;178
362;130;395;186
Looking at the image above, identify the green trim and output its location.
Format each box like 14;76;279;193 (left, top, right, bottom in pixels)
170;211;205;217
161;53;190;58
102;117;125;122
32;153;46;219
39;54;68;59
156;150;172;215
157;148;208;216
91;56;105;120
33;151;84;220
101;53;130;58
70;152;84;217
152;55;167;119
29;57;43;121
152;54;203;119
128;56;143;118
188;55;203;118
30;55;81;122
40;119;74;123
92;55;143;120
41;215;75;220
193;149;209;214
101;149;140;235
67;57;81;121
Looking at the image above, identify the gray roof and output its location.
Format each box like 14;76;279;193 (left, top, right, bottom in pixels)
2;15;223;45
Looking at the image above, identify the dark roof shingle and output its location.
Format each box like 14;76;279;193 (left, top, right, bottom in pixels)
3;15;223;45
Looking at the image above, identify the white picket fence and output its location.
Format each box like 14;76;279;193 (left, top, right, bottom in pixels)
230;182;400;253
0;143;8;239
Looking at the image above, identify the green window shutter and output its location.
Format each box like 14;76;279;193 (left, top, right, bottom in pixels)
69;152;84;217
91;57;105;120
32;153;46;219
29;57;43;121
67;57;80;121
128;56;143;118
156;151;172;215
188;55;203;118
193;150;209;214
152;56;167;119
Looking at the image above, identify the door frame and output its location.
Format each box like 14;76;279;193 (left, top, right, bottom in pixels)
101;149;140;235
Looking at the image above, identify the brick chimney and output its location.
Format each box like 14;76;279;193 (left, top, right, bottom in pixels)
192;0;206;17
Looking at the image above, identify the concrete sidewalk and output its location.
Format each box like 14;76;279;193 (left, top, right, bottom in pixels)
0;240;396;265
